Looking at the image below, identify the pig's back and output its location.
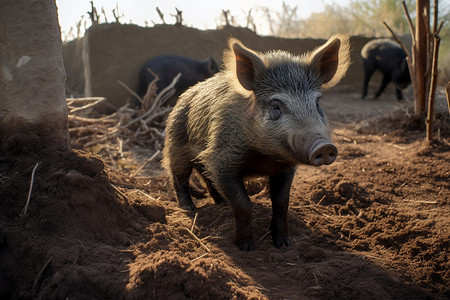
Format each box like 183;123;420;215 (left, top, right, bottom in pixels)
361;39;402;59
178;73;241;146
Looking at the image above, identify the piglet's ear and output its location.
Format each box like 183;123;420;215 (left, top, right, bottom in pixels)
309;34;351;89
224;39;266;93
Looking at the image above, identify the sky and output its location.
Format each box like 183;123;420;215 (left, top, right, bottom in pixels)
55;0;350;39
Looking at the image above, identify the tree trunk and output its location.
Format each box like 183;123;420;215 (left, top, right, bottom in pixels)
0;0;69;151
414;0;430;116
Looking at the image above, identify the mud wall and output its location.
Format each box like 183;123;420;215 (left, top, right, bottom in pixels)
63;23;373;113
63;38;84;97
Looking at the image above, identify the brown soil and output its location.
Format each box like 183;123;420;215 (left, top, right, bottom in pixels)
1;86;449;299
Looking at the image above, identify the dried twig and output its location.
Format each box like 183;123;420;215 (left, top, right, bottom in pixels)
68;97;107;113
20;162;40;217
138;190;159;201
316;195;326;206
117;137;123;157
172;8;183;25
426;33;441;141
130;150;161;178
259;230;270;241
156;7;166;24
67;97;107;105
111;184;129;204
142;68;160;110
120;73;181;129
88;1;99;25
382;21;410;58
68;114;117;123
117;80;144;106
401;0;416;58
222;10;231;26
185;227;211;253
191;252;208;262
68;73;180;176
69;73;178;151
191;212;198;232
32;257;52;296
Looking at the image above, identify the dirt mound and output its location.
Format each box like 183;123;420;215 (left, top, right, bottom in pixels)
0;130;265;299
355;109;449;137
0;132;136;298
126;223;264;299
351;97;450;144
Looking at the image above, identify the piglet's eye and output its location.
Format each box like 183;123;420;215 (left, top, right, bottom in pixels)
269;101;282;120
316;100;325;118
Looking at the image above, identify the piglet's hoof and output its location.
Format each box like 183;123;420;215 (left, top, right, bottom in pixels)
235;238;254;251
272;235;291;248
178;201;196;211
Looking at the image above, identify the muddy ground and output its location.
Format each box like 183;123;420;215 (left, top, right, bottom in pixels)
0;84;449;299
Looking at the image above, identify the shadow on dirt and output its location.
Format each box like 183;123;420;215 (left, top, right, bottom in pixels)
0;140;156;299
191;188;432;299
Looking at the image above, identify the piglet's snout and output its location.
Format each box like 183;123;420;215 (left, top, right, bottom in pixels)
308;139;338;166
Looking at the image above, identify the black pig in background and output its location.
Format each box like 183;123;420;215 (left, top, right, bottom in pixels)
137;55;219;106
361;39;411;100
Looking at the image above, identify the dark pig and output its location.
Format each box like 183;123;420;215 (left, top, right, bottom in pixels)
361;39;411;100
137;55;219;106
163;35;351;250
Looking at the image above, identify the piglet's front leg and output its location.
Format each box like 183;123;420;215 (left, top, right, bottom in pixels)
216;176;254;251
269;169;296;248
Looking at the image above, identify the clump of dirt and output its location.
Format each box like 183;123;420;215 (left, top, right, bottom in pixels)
126;224;263;299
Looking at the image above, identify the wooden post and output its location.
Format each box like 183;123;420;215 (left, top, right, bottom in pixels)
414;0;430;116
425;0;442;141
426;34;440;141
